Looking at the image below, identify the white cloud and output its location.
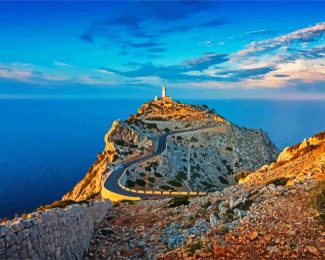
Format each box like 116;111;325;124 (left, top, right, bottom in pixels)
235;22;325;57
53;61;74;68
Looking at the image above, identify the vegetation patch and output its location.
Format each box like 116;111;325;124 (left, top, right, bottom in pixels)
186;240;202;256
219;176;229;185
154;172;163;178
168;180;183;187
159;185;175;191
136;179;146;187
125;180;135;188
201;181;217;190
235;171;252;182
148;177;155;183
226;146;233;151
37;199;91;211
175;171;187;182
266;177;289;186
310;181;325;225
168;197;190;208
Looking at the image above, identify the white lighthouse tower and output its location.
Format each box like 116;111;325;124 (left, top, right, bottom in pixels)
162;84;166;98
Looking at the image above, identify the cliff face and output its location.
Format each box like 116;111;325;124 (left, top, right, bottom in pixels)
86;131;325;259
62;120;154;201
63;99;278;201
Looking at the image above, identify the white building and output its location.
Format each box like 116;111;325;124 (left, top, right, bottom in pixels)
162;84;166;98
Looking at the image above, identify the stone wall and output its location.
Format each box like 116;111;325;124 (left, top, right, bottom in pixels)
0;200;111;259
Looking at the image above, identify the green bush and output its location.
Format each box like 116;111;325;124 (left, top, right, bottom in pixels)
266;177;289;186
168;180;182;187
175;171;187;181
168;197;190;208
154;172;162;178
219;176;229;185
115;140;126;146
149;177;155;183
159;185;175;191
125;180;135;188
310;181;325;223
136;179;146;187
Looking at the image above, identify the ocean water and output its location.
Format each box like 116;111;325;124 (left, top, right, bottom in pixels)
0;99;324;217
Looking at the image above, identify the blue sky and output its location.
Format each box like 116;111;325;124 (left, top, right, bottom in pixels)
0;1;324;99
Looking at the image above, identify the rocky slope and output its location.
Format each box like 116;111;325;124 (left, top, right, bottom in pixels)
63;98;278;201
85;130;325;259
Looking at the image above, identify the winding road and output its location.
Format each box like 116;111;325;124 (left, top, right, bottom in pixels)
102;127;215;201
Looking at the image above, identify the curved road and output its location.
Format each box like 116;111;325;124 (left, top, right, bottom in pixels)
103;127;212;200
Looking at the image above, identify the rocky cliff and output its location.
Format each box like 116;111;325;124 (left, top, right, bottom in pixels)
85;130;325;259
63;99;278;201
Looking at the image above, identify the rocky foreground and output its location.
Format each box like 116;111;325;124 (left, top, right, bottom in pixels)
63;99;278;201
85;131;325;259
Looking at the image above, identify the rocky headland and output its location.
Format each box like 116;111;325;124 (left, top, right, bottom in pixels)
63;98;278;201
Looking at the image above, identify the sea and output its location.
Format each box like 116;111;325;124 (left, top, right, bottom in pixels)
0;99;324;217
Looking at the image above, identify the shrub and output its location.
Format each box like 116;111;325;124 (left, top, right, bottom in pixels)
136;179;146;187
168;197;190;208
310;181;325;224
145;166;151;171
201;181;216;189
176;171;187;181
186;240;202;256
154;172;162;178
225;147;233;151
266;177;289;186
139;172;146;177
191;136;198;142
36;199;92;211
149;177;155;183
115;140;126;146
146;123;158;130
168;180;182;187
125;180;135;188
219;176;229;185
159;185;175;191
235;171;251;182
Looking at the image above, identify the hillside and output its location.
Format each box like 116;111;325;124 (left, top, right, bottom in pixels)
85;130;325;259
63;98;278;201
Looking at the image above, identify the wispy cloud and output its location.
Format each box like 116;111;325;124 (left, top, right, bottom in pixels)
235;22;325;57
53;61;74;68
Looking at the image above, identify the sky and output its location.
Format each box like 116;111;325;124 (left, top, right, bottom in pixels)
0;0;324;99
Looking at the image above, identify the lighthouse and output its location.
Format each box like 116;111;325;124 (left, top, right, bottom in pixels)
162;84;166;98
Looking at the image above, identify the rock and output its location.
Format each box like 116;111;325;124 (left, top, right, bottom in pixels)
249;231;258;241
305;245;319;255
233;208;244;219
210;213;220;228
268;184;277;191
267;245;278;253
